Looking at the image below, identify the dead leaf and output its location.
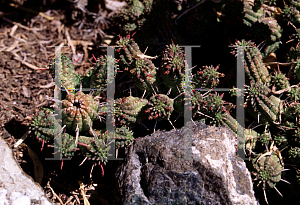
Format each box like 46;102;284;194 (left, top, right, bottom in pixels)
22;143;43;184
263;52;278;71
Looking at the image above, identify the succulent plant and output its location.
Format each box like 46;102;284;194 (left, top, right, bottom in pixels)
234;40;271;85
244;81;281;124
288;147;300;164
252;150;284;204
251;17;282;43
286;86;300;102
62;91;99;133
145;94;174;121
27;10;300;201
243;3;263;27
192;65;224;89
115;96;148;126
271;71;291;91
78;135;107;163
116;0;153;33
294;58;300;80
221;1;282;56
116;0;184;47
84;55;119;93
274;135;288;147
283;5;300;25
160;42;185;95
287;46;300;62
262;42;281;58
191;91;225;124
29;108;61;141
244;128;259;155
221;112;246;144
107;0;300;203
54;133;77;158
116;36;157;92
30;52;139;164
115;126;134;148
49;54;81;91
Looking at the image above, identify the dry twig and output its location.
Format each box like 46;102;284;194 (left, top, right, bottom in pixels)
47;181;65;205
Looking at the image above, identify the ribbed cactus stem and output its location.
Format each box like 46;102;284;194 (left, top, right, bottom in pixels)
234;40;271;85
29;108;61;141
115;126;134;148
116;36;157;92
62;91;99;132
78;135;107;163
252;153;283;189
145;94;174;121
49;54;81;91
115;96;148;125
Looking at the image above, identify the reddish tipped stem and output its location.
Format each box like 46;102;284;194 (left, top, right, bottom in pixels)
78;142;89;147
41;139;45;151
73;57;82;63
92;54;97;62
100;164;104;177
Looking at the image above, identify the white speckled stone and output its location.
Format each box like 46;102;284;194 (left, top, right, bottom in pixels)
0;137;53;205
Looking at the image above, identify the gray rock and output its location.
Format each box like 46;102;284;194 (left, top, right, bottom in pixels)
115;122;259;205
0;136;53;205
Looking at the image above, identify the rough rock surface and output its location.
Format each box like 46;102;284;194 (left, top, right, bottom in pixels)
0;136;53;205
115;122;259;205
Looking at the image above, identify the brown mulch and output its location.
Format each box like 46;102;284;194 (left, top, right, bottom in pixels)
0;2;123;204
